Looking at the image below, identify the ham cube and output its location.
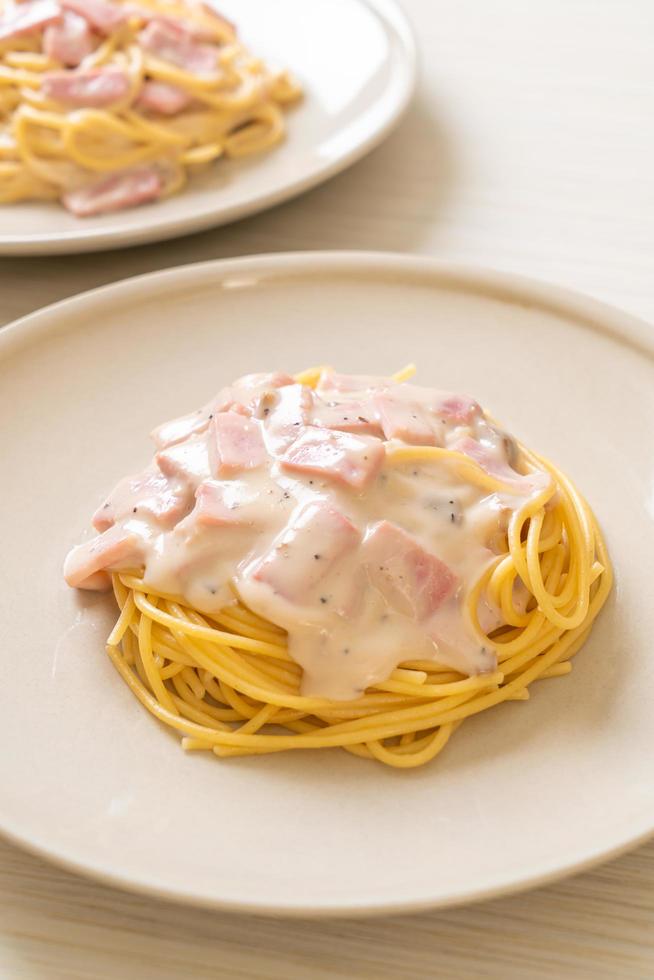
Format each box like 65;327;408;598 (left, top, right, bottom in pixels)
64;526;143;591
453;436;550;494
363;521;458;620
155;438;210;485
194;480;258;527
281;426;384;491
312;396;383;437
62;167;163;216
252;502;360;602
453;436;520;485
373;392;436;445
137;80;192;115
0;0;60;42
42;68;131;108
62;0;128;35
43;11;95;67
436;394;481;424
92;503;115;533
145;11;231;44
92;467;193;531
211;413;267;475
212;374;295;420
139;18;218;75
265;383;313;451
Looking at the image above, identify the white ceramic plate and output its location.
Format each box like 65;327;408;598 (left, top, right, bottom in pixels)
0;0;415;256
1;253;653;916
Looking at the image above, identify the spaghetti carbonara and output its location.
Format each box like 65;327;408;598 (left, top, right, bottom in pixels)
0;0;301;215
64;366;612;768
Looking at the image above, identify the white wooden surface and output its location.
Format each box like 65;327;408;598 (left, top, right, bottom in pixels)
1;1;653;976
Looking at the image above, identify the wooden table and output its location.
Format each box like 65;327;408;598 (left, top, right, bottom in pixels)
1;2;653;976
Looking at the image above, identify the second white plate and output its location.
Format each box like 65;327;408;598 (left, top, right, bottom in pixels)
0;0;415;255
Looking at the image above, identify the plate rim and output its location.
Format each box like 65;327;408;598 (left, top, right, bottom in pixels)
0;0;417;256
1;250;653;918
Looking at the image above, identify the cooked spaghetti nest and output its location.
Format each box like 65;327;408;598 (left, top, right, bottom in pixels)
106;372;612;769
0;0;301;208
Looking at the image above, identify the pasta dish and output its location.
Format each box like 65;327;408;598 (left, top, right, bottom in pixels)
0;0;301;215
64;366;612;768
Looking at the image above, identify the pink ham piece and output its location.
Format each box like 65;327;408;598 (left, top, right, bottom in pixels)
152;375;294;450
453;436;526;487
92;467;193;531
211;413;267;475
139;18;218;75
42;67;130;107
265;383;313;451
252;502;360;602
212;373;295;419
194;480;258;527
62;0;128;35
144;11;233;44
0;0;60;42
63;526;143;591
43;10;94;67
373;392;436;445
312;396;383;438
92;505;115;533
137;79;192;115
363;521;458;620
281;426;384;491
436;394;481;424
155;438;210;486
62;166;163;216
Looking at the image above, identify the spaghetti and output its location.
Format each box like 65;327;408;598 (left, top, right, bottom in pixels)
67;366;612;768
0;0;301;214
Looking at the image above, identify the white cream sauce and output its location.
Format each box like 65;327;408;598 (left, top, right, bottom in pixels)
64;370;549;700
